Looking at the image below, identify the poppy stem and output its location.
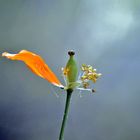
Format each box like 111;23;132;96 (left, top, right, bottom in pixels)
59;89;73;140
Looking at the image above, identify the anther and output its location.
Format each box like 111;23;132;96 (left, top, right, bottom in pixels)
92;89;96;93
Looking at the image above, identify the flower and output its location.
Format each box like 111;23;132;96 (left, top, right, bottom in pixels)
2;50;101;92
2;49;102;140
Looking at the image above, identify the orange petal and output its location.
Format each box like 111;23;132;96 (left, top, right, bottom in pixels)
2;50;63;88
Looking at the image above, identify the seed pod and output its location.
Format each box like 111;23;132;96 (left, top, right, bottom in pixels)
64;50;78;89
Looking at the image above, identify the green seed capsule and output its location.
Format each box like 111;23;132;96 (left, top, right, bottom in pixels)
65;50;78;89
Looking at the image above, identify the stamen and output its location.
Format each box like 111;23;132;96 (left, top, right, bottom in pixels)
80;64;102;86
61;67;67;86
77;87;94;93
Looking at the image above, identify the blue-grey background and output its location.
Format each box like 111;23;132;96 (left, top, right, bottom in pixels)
0;0;140;140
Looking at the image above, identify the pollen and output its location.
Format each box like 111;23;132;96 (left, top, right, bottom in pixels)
80;64;102;88
62;67;69;76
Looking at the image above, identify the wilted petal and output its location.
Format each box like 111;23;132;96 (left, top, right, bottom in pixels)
2;50;63;88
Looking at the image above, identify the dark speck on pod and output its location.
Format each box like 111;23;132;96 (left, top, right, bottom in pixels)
92;89;96;93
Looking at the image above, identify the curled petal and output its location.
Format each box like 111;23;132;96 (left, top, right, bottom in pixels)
2;50;63;88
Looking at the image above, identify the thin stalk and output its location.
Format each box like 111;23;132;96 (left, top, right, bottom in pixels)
59;89;73;140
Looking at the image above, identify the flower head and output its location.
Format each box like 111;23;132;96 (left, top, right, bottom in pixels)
62;52;101;92
2;50;101;93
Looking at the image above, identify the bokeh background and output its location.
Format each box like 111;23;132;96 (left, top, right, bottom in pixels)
0;0;140;140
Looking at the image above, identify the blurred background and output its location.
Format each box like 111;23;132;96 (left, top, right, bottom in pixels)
0;0;140;140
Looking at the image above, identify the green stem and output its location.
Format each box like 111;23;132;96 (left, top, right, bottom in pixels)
59;89;73;140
